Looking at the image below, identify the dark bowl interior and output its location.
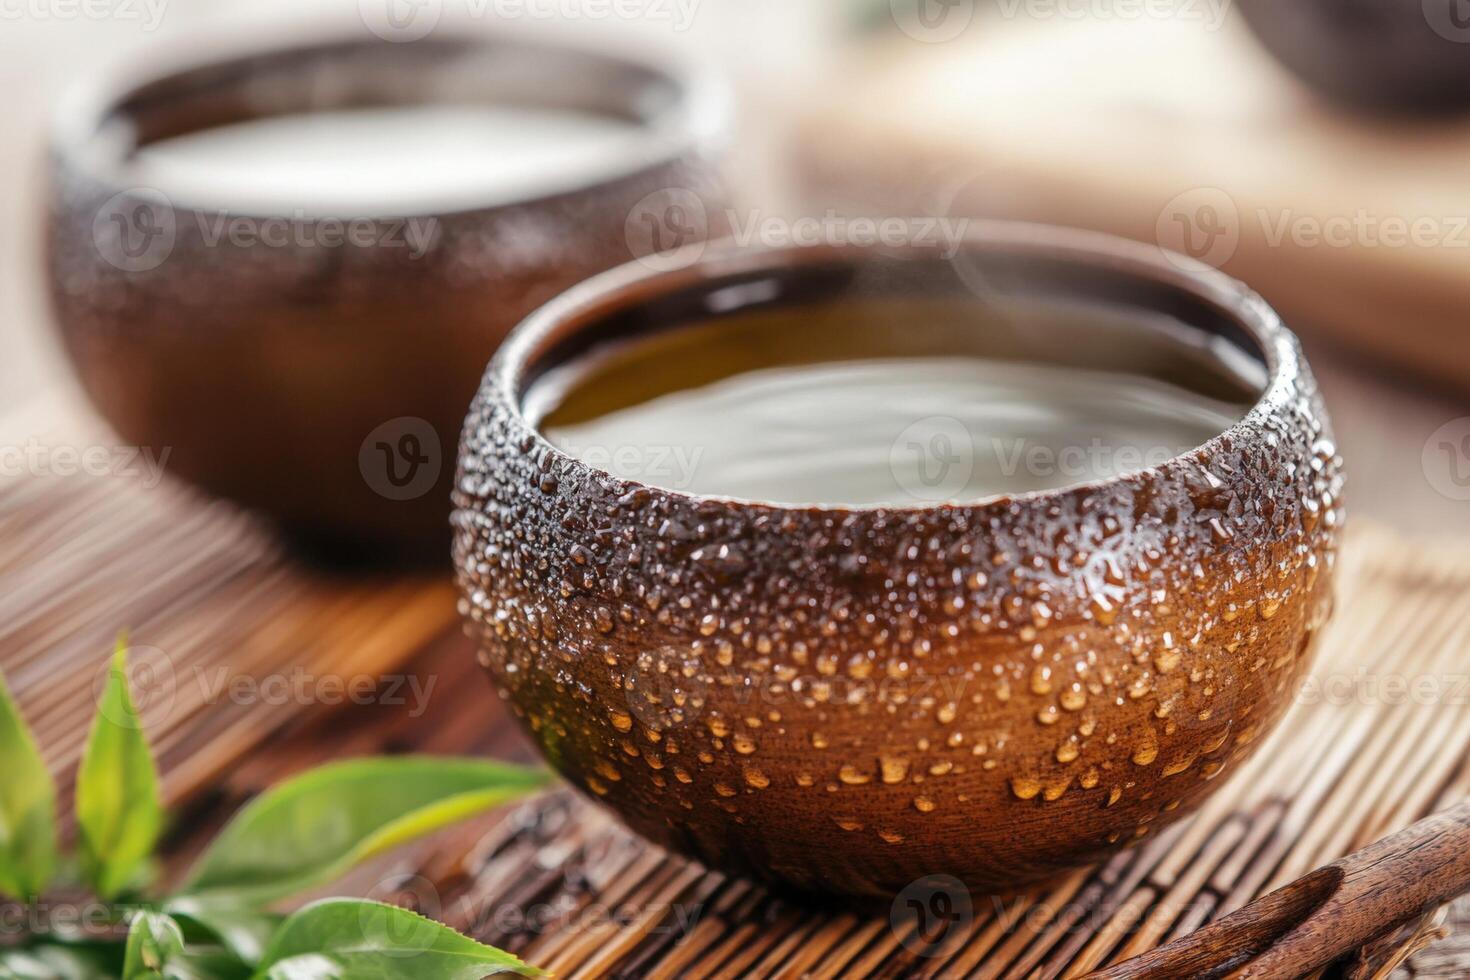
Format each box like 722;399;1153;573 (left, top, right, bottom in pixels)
513;239;1272;427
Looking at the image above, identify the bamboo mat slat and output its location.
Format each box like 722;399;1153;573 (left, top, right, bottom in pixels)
2;397;1469;976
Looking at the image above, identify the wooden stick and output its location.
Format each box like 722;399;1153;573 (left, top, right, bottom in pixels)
1083;801;1470;979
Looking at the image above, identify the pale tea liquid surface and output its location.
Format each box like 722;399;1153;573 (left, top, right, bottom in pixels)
131;105;646;216
532;298;1263;508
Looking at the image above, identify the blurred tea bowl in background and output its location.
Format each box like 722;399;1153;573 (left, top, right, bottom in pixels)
452;226;1343;897
1236;0;1470;114
45;30;727;564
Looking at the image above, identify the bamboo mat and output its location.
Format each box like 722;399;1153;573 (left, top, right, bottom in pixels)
373;529;1470;979
0;396;462;819
3;397;1470;977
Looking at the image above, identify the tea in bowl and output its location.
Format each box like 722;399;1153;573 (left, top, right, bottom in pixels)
452;225;1343;896
46;31;726;563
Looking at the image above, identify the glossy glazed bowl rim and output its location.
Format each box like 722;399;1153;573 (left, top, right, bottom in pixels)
485;220;1303;516
50;26;729;221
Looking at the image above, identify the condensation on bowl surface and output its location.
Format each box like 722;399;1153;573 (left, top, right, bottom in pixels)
452;237;1345;895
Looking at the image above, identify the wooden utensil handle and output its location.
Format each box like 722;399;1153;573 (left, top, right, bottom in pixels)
1085;800;1470;979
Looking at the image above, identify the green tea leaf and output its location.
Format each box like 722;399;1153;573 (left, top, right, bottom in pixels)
0;669;57;901
0;951;51;980
0;943;122;980
76;639;164;899
119;911;249;980
123;911;187;979
254;899;538;979
170;948;251;980
167;906;282;966
177;757;548;908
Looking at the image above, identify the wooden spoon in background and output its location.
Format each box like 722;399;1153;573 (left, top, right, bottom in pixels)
1086;800;1470;978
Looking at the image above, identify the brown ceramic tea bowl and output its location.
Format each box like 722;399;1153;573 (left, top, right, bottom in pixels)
452;225;1343;897
46;31;726;564
1236;0;1470;114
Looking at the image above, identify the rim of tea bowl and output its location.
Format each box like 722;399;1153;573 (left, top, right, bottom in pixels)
50;28;728;217
45;29;729;566
453;222;1344;897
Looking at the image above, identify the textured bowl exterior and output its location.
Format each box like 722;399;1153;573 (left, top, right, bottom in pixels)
452;233;1344;896
45;35;726;562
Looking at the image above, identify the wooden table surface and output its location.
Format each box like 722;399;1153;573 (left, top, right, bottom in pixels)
3;9;1470;977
